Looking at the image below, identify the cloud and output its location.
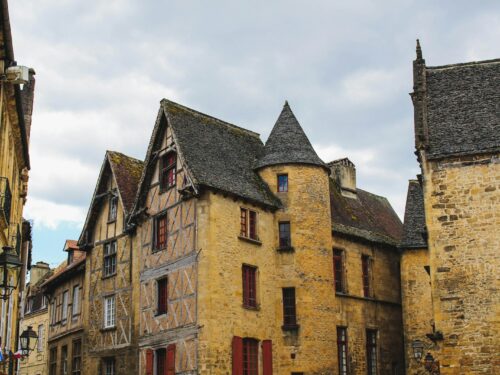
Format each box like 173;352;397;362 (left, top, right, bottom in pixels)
24;197;87;230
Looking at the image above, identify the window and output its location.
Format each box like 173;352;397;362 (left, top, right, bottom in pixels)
49;347;57;375
50;301;56;325
25;297;33;313
103;241;117;277
72;285;80;316
279;222;291;248
61;345;68;375
103;358;115;375
157;278;168;315
362;255;372;297
242;265;257;308
333;249;345;293
240;208;258;240
154;213;168;251
72;340;82;375
108;195;118;222
37;324;44;352
42;295;48;309
243;339;259;375
366;330;378;375
160;152;176;191
104;295;116;328
62;291;69;322
277;174;288;192
156;348;166;375
282;288;297;329
337;327;348;375
67;250;74;265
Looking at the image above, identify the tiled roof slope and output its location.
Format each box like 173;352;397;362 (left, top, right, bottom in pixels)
108;151;144;214
330;180;403;246
162;99;281;208
425;59;500;159
401;180;428;249
41;251;85;289
255;102;327;170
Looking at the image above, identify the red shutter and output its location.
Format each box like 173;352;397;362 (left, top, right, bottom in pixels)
262;340;273;375
232;336;243;375
166;344;176;375
145;349;154;375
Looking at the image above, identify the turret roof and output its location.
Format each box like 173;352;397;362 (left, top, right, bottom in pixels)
254;102;327;170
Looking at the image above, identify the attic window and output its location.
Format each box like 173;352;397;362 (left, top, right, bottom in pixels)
67;250;74;265
160;152;176;192
108;194;118;222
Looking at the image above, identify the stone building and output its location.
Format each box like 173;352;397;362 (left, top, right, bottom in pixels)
0;1;35;374
78;151;143;374
41;241;86;375
18;262;52;375
126;99;404;374
401;43;499;374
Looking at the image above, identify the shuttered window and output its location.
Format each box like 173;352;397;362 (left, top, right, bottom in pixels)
242;265;257;308
160;152;176;191
166;344;176;375
157;278;168;315
262;340;273;375
232;336;243;375
337;327;348;375
145;349;154;375
240;208;258;240
156;348;166;375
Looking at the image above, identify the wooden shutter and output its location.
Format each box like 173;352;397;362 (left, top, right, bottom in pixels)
166;344;176;375
262;340;273;375
232;336;243;375
145;349;154;375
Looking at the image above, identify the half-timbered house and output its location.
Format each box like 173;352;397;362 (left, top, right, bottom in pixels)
78;151;143;374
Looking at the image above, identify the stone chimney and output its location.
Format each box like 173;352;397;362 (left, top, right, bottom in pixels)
29;261;50;286
328;158;357;199
21;68;36;143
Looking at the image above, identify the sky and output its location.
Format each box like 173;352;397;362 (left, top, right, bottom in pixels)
8;0;500;267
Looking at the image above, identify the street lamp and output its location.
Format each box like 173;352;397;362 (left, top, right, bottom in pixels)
412;339;425;361
0;246;23;300
19;326;38;356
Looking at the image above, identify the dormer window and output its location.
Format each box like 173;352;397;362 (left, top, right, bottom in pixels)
108;194;118;222
160;152;176;192
67;250;74;265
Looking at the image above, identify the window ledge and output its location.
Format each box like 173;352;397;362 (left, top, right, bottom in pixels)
277;246;295;253
102;273;116;280
238;236;262;246
154;312;168;318
242;304;260;311
281;324;300;332
159;185;176;195
100;326;116;332
107;219;116;224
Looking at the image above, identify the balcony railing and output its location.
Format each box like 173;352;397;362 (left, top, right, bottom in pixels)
0;177;12;227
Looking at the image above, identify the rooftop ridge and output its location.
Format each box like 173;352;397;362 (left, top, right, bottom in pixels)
161;98;261;139
106;150;143;164
427;58;500;70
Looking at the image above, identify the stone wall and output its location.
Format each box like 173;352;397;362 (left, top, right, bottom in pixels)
423;154;499;374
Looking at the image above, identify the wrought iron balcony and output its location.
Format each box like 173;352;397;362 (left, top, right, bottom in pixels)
0;177;12;227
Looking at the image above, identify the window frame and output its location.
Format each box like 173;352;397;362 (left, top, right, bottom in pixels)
72;339;82;375
103;295;116;329
160;152;177;192
156;277;168;316
242;265;258;309
61;290;69;323
282;287;298;330
49;347;58;375
240;208;258;241
153;212;168;251
103;241;117;277
278;221;291;249
337;326;349;375
277;174;288;192
37;324;45;352
61;345;68;375
155;348;166;375
366;329;378;375
72;285;80;317
362;255;372;298
333;249;346;294
108;194;118;222
242;338;259;375
103;357;116;375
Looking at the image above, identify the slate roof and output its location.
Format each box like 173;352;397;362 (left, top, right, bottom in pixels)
255;102;327;170
425;59;500;159
330;179;403;246
107;151;144;214
133;99;281;211
401;180;428;249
